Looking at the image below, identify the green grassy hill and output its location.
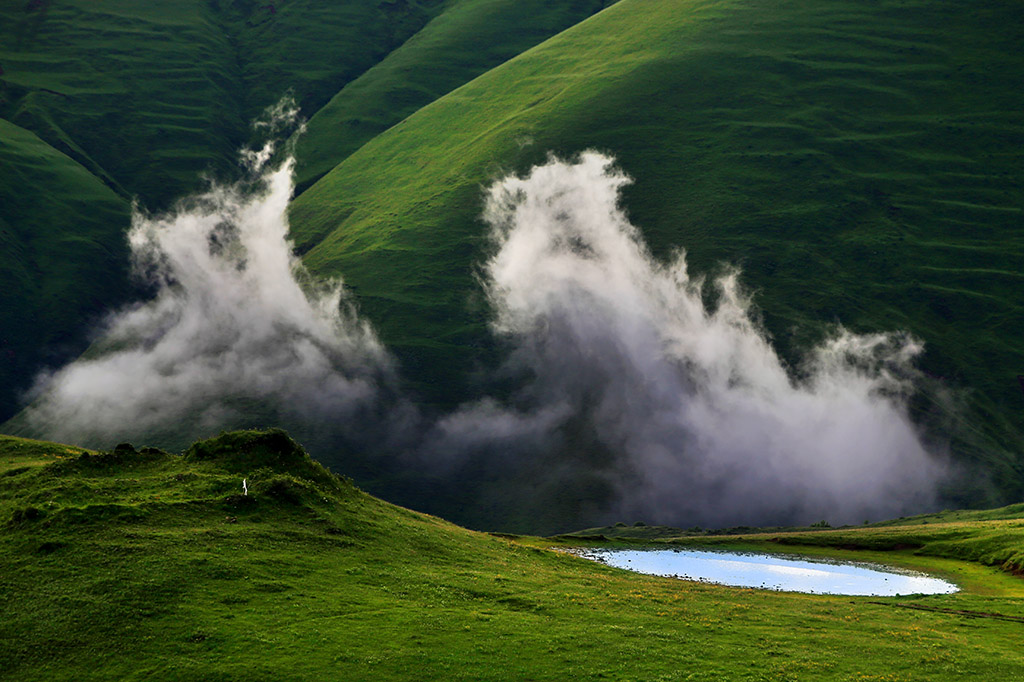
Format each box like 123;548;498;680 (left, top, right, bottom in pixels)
0;0;454;205
0;0;446;419
289;0;1024;499
0;0;608;424
293;0;613;191
3;430;1024;680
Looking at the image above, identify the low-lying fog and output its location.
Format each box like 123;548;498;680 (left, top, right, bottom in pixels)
14;102;950;530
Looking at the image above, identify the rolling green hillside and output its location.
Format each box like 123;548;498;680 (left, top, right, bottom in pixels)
293;0;613;191
3;430;1024;680
0;0;609;424
289;0;1024;499
2;0;1023;520
0;0;451;420
0;0;451;205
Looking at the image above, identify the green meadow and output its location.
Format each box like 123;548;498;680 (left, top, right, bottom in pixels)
2;430;1024;681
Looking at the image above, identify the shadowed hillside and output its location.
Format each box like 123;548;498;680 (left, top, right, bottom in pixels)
2;0;1023;528
290;0;1024;504
0;0;609;423
0;118;130;420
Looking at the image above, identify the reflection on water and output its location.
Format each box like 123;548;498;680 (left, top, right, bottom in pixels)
573;548;959;596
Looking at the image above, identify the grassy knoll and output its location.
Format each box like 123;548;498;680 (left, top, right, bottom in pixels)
0;118;131;421
2;430;1024;680
289;0;1024;501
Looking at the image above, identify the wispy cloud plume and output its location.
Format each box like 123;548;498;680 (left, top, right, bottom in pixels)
19;102;394;447
15;137;948;529
433;152;947;527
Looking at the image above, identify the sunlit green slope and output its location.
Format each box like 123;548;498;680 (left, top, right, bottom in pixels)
0;119;130;421
294;0;613;191
1;0;610;423
290;0;1024;497
4;430;1024;680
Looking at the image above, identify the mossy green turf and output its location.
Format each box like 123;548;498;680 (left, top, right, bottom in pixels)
290;0;1024;501
3;430;1024;681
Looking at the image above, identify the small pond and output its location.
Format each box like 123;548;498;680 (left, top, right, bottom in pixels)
573;548;959;596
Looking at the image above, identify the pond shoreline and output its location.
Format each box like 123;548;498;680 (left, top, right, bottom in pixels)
564;546;960;596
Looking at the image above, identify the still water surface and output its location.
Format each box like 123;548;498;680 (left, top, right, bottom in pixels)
575;548;958;596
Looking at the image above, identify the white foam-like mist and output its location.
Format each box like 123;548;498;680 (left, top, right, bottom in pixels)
18;129;947;527
436;151;946;526
20;102;392;447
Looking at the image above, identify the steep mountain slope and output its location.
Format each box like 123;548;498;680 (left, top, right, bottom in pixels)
0;0;610;424
0;0;450;205
294;0;613;191
3;430;1024;680
2;0;1023;527
0;119;130;421
0;0;441;421
290;0;1024;498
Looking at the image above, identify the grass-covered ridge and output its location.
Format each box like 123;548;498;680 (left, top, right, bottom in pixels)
0;0;612;425
2;0;1023;529
290;0;1024;501
0;0;451;205
1;0;450;422
293;0;613;191
3;430;1024;680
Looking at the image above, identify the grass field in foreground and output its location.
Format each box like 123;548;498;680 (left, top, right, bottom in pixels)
2;430;1024;680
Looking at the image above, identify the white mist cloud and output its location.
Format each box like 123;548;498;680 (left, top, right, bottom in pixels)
440;151;947;527
20;106;393;447
18;129;948;529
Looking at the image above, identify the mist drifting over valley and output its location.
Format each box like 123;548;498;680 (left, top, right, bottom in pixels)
18;107;400;450
442;152;947;527
15;124;948;529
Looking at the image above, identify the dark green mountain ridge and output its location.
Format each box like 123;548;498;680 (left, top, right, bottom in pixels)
1;0;1023;525
290;0;1024;503
0;0;609;423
